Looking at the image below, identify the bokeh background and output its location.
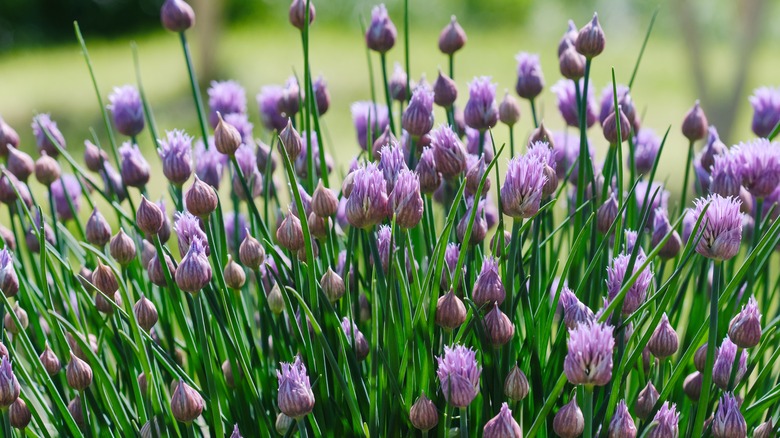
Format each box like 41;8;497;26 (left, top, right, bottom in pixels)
1;0;778;204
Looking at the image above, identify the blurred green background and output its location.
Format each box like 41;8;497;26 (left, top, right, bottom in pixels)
0;0;778;206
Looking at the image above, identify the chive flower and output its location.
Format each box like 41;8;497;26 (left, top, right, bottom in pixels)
436;344;481;407
276;356;315;419
107;85;145;137
692;194;743;261
564;320;615;386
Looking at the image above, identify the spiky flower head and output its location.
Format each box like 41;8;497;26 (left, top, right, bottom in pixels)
351;101;390;150
430;124;467;178
207;80;246;128
436;344;481;407
647;402;679;438
564;320;615;386
0;249;19;298
692;194;742;260
32;113;65;156
276;356;315;419
709;152;742;198
345;163;388;229
712;393;746;438
194;139;227;188
256;85;287;132
416;147;441;193
403;83;435;137
606;253;653;315
749;86;780;138
501;151;547;219
713;337;748;390
390;169;423;229
733;138;780;198
174;211;208;258
107;85;145;137
464;76;498;131
0;356;20;408
365;4;396;53
552;79;597;128
483;403;522;438
515;52;545;100
472;257;505;307
158;129;194;186
609;400;637;438
175;237;212;294
728;296;762;348
632;128;660;174
379;142;408;192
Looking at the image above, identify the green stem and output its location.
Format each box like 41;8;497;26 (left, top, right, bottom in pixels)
380;53;396;136
529;98;539;129
460;407;468;438
679;141;694;211
2;409;10;438
692;259;720;437
508;125;515;158
178;32;210;145
583;387;593;438
449;54;454;80
298;418;309;438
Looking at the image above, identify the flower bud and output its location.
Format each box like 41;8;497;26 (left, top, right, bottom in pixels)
365;4;397;54
277;209;305;251
391;169;424;229
435;290;467;330
504;364;529;401
137;196;164;236
575;13;606;58
433;71;458;108
483;403;522;438
515;52;545;100
171;380;204;423
682;100;709;142
472;257;505;308
40;344;61;375
86;208;112;247
215;113;242;156
0;119;20;155
635;380;660;420
0;357;20;407
175;238;212;294
134;295;159;332
288;0;315;30
321;267;345;303
609;400;637;438
161;0;195;32
95;290;122;314
137;372;148;397
92;261;118;296
4;303;28;334
239;233;265;270
0;249;19;298
483;303;515;347
597;193;619;234
753;420;774;438
311;180;338;217
67;397;85;428
185;176;218;217
416;147;441;194
465;155;490;197
554;396;585;438
66;353;93;391
728;296;762;348
559;42;586;80
279;118;302;160
647;313;679;359
498;91;521;126
602;107;631;144
528;121;554;149
489;230;511;258
109;228;136;266
308;212;328;240
683;372;702;401
224;256;247;290
410;392;439;431
276;412;294;435
341;318;369;361
267;282;285;315
712;393;746;438
148;252;175;287
9;398;31;429
438;15;466;55
694;343;708;372
7;146;34;182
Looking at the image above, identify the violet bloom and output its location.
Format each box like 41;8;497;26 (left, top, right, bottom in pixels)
692;194;742;260
402;83;435;137
207;80;246;128
501;151;547;219
158;129;194;186
175;236;212;294
313;75;330;115
651;208;682;260
635;181;669;226
232;144;263;200
174;211;209;258
194;138;227;189
224;211;249;253
464;76;498;132
365;4;397;53
31;113;66;156
632;128;661;175
390;169;423;229
465;128;494;162
296;132;332;180
728;296;762;348
375;225;393;273
515;52;545;100
749;86;780;138
389;62;408;102
276;356;315;419
441;242;465;291
483;403;522;437
50;175;82;221
256;85;287;132
224;113;254;145
551;79;597;128
551;131;593;182
472;256;505;307
699;126;727;170
712;393;746;438
118;142;151;188
351;101;390;150
0;249;18;298
606;253;653;315
564;320;615;386
436;344;481;407
430;124;467;178
279;76;301;120
648;402;679;438
713;337;748;389
599;84;637;130
107;85;145;138
709;152;742;198
379;143;408;193
345;163;388;229
733;138;780;198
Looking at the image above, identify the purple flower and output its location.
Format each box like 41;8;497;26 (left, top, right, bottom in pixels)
441;243;464;291
50;175;82;221
456;197;488;245
465;128;494;162
313;75;330;115
564;320;615;386
463;76;498;131
606;253;653;315
341;317;369;360
501;151;547;219
402;83;435;137
472;256;505;307
194;138;227;189
223;113;254;145
699;126;727;170
712;393;746;438
0;356;20;408
174;211;208;258
692;194;742;260
345;163;388;228
256;85;287;132
483;403;522;437
351;101;390;150
276;356;315;419
279;76;301;119
436;344;481;407
551;130;593;182
648;402;679;438
632;128;660;174
749;86;780;138
651;208;682;260
365;4;396;53
207;80;246;128
0;249;18;298
733;138;780;198
609;400;637;438
31;113;66;156
389;62;408;102
296;132;332;180
430;124;467;178
224;211;249;253
375;224;393;274
728;296;762;348
379;143;408;192
635;181;669;226
107;85;145;137
713;337;748;389
709;152;742;198
551;79;597;128
515;52;545;100
118;142;151;188
599;84;637;130
158;130;193;185
390;169;423;229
